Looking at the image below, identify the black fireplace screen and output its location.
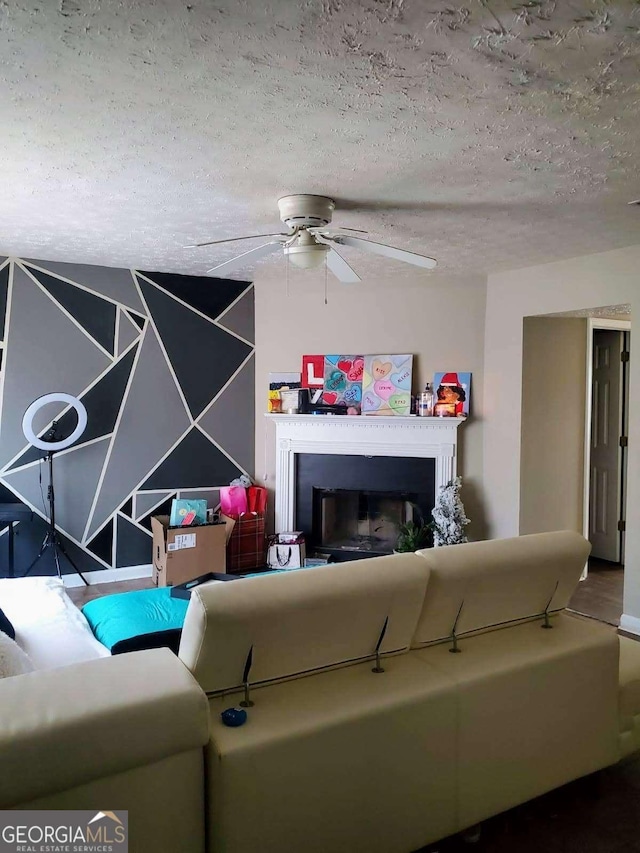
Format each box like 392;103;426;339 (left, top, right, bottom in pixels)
315;488;420;556
295;454;436;562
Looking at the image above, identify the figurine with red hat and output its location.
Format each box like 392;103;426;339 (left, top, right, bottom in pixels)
434;372;469;417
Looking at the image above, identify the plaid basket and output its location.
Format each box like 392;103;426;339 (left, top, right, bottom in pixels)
226;513;266;573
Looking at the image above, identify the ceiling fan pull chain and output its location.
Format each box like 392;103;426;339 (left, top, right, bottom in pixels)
324;258;328;305
285;250;289;298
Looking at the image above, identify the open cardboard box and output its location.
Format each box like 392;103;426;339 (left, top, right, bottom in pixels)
151;516;227;587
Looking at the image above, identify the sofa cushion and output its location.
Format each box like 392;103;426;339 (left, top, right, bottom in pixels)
82;587;189;655
414;612;620;830
412;531;591;647
179;553;430;694
0;631;35;677
0;577;110;668
619;635;640;758
0;648;209;808
206;653;458;853
0;607;15;640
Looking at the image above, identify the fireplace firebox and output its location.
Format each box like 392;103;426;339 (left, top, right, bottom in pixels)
296;454;435;562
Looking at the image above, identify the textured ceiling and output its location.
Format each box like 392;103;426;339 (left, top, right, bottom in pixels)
1;0;639;281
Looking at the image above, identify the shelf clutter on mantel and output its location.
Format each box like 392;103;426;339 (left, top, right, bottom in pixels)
264;414;467;422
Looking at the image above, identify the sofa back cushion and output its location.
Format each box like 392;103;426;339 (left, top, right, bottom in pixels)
411;530;590;647
179;553;430;694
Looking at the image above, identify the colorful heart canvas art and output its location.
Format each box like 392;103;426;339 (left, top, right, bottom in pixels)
362;354;413;416
322;355;364;413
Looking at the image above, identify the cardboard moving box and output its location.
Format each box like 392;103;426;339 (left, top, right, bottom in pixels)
151;516;227;587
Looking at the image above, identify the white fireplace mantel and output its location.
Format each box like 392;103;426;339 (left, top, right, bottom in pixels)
265;414;465;532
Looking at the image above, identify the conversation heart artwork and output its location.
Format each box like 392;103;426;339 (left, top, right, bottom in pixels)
362;354;413;417
323;355;364;413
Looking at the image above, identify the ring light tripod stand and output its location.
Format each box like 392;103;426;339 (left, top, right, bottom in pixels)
21;393;89;585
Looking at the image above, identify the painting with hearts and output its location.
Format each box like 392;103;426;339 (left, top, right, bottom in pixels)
362;354;413;416
322;355;365;414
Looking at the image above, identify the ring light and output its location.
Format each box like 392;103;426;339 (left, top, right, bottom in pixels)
22;393;87;451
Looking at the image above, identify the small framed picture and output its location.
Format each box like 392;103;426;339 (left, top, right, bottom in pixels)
433;372;471;417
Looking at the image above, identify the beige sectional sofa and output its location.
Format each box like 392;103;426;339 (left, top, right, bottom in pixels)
1;531;639;853
180;530;640;853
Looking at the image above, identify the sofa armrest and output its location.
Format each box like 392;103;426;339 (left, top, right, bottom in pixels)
0;648;210;807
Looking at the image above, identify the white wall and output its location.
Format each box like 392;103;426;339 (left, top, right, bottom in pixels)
484;245;639;623
254;266;488;538
520;317;587;535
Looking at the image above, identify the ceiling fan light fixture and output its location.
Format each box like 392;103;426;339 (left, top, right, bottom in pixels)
284;243;329;269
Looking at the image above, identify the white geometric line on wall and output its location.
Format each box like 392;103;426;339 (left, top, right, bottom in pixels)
114;308;121;360
117;308;140;356
133;273;193;423
215;282;253;322
0;258;254;576
1;433;115;477
136;270;254;347
135;491;175;522
0;474;113;572
23;260;146;315
131;385;252;499
0;334;140;476
19;263;116;362
215;284;255;346
212;294;254;347
195;349;255;429
193;423;252;480
121;422;194;508
111;515;117;568
117;510;153;537
3;435;112;546
0;262;15;462
84;321;192;541
198;355;254;475
81;325;147;543
0;266;112;472
134;270;227;330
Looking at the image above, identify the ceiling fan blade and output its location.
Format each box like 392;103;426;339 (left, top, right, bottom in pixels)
325;248;362;284
331;235;437;270
311;225;368;235
185;233;287;249
206;242;284;275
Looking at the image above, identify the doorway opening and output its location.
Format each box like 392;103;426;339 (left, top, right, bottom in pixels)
519;307;631;627
584;320;631;569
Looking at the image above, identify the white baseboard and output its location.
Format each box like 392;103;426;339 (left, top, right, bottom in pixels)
619;613;640;638
62;564;153;588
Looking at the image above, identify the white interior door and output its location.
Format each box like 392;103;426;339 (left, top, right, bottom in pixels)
589;329;623;562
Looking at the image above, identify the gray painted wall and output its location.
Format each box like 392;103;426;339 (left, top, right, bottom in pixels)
0;258;254;577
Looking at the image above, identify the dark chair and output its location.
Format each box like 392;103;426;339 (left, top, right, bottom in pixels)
0;503;33;578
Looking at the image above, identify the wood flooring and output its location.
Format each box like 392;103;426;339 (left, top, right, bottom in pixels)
66;576;154;607
568;558;624;627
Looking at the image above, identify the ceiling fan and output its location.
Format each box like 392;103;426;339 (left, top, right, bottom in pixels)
185;194;437;283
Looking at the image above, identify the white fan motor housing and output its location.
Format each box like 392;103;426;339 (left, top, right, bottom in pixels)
278;194;335;229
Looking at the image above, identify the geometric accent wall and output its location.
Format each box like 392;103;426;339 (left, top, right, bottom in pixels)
0;257;254;577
